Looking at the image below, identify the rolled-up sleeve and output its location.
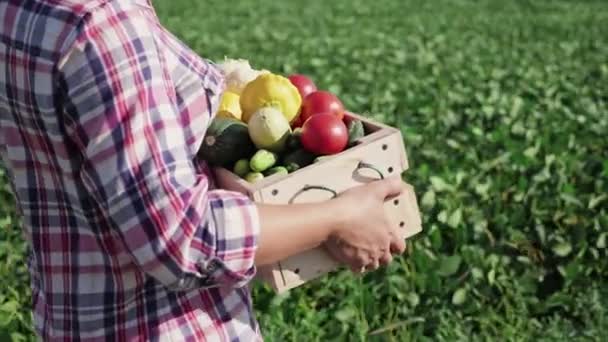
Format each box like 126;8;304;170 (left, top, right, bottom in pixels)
56;3;260;291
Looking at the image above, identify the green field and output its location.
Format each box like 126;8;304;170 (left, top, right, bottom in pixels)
2;0;608;340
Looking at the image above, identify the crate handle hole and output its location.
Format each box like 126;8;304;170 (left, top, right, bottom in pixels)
353;162;385;182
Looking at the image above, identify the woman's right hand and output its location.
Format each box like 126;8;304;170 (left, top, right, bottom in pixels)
230;166;408;269
324;175;407;273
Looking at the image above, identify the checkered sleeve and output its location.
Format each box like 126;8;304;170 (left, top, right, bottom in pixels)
56;3;260;291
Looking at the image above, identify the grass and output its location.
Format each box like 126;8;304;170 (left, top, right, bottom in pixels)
2;0;608;340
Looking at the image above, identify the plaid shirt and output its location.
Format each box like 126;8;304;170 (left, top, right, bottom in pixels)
0;0;262;340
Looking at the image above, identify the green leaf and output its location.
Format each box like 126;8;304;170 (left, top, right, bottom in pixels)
334;307;357;322
474;182;490;198
487;269;496;285
511;121;526;135
0;216;11;227
407;292;420;307
437;210;448;224
552;242;573;257
597;233;606;249
523;146;538;159
0;301;18;313
0;308;14;327
558;260;582;284
10;333;27;342
437;255;462;277
471;267;483;280
588;194;607;210
430;176;451;192
421;190;436;209
447;208;463;228
429;225;443;249
535;225;547;243
560;194;583;207
452;288;467;305
455;171;466;186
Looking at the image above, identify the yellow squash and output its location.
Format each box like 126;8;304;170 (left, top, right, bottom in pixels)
240;73;302;124
215;91;242;121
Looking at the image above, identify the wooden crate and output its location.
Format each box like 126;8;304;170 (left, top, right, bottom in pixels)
215;112;422;293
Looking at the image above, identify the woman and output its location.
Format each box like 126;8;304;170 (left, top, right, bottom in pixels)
0;0;406;340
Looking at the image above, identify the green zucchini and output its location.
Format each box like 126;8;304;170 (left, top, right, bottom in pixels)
197;117;256;167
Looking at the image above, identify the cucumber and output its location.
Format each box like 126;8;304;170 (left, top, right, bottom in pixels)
283;148;316;171
347;119;365;147
233;159;250;177
245;172;264;183
264;166;288;177
249;149;278;172
286;162;301;173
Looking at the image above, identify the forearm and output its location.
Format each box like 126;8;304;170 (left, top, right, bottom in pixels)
254;201;343;266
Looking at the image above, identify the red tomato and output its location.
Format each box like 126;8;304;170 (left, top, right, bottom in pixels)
291;114;303;128
301;113;348;155
300;90;345;123
288;74;317;99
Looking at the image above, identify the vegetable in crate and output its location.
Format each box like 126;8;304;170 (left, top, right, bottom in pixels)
250;149;278;172
245;172;264;183
240;73;302;123
248;107;292;153
283;148;316;172
346;119;365;147
215;91;242;121
299;90;345;122
291;115;304;129
264;166;288;177
286;128;303;151
287;74;317;99
301;113;348;155
216;58;250;77
216;58;268;95
198;116;255;167
233;159;250;177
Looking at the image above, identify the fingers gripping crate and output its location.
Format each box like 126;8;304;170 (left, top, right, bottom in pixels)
215;112;422;293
